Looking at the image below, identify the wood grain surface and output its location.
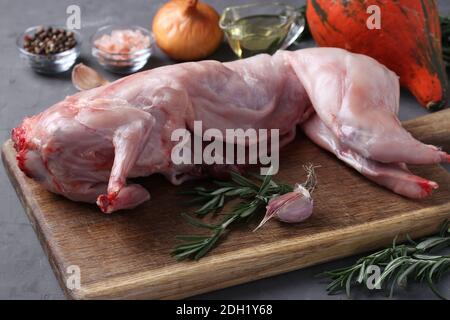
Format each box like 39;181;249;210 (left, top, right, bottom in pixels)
2;109;450;300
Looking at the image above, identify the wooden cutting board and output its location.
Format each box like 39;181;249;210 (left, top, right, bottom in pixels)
2;109;450;300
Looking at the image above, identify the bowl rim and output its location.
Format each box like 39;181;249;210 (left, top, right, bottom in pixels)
219;2;298;29
17;25;82;59
90;24;154;58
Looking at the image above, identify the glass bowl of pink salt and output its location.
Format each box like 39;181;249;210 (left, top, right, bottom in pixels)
91;25;153;74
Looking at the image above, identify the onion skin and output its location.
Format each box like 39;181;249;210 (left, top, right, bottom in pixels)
152;0;223;61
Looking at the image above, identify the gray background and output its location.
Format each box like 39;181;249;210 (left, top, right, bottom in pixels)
0;0;449;300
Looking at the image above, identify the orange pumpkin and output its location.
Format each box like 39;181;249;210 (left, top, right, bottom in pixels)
306;0;448;110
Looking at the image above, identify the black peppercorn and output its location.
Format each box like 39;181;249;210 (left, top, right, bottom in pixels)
23;26;77;55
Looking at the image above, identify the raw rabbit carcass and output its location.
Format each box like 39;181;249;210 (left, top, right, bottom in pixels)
12;48;450;213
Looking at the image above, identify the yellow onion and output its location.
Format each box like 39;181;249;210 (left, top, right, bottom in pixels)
152;0;223;61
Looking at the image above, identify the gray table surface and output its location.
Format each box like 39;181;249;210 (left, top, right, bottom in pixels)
0;0;449;300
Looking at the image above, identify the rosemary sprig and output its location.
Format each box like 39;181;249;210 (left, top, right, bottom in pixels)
172;170;295;260
178;171;275;216
321;220;450;299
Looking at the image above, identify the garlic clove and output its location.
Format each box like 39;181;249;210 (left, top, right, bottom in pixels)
275;186;314;223
254;185;314;231
71;63;109;91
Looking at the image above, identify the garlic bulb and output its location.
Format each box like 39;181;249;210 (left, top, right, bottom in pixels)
152;0;223;61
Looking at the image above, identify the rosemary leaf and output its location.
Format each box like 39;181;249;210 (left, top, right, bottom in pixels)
416;237;450;251
230;171;259;189
181;213;217;230
194;233;222;260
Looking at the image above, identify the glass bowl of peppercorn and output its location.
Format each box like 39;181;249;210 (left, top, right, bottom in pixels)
17;26;81;74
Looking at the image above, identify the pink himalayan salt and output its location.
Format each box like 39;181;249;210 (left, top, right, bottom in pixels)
94;29;151;55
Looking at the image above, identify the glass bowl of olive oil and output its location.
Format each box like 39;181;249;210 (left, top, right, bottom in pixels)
219;2;305;58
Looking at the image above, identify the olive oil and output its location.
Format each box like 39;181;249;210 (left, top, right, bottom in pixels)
224;14;292;58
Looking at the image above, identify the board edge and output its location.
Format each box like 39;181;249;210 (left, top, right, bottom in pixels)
2;140;76;300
